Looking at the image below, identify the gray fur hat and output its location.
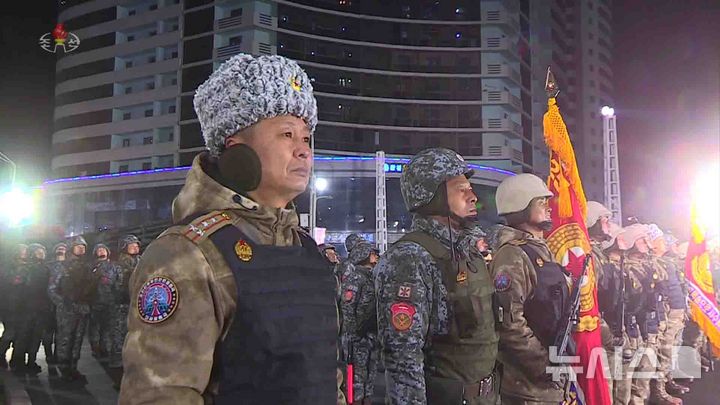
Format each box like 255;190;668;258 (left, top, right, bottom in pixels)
193;54;318;157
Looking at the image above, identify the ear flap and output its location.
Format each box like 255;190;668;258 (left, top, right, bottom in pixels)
217;144;262;192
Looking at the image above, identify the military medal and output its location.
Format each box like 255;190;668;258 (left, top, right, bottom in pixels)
536;257;544;267
234;240;253;262
456;270;468;283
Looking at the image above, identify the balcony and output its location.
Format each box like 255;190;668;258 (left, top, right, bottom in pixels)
217;15;243;30
484;118;523;138
484;63;521;84
485;145;524;162
215;11;277;31
484;10;520;32
482;91;522;111
215;42;277;59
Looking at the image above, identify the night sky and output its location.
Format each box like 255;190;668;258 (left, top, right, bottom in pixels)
0;1;718;237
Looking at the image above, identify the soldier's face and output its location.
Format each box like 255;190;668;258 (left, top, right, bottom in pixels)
651;238;667;256
476;238;488;253
325;249;339;264
35;250;46;260
56;248;66;260
127;243;140;255
72;245;86;256
19;248;27;260
528;197;552;224
634;237;650;254
446;175;477;219
96;247;108;260
228;116;312;207
369;252;379;266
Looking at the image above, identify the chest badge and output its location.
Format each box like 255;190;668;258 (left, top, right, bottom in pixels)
397;285;412;299
456;270;468;283
234;240;253;262
536;257;545;267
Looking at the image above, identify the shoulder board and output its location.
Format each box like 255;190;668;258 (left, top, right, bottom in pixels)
179;211;234;244
507;239;526;246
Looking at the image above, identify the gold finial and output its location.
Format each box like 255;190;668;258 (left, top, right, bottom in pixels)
545;66;560;98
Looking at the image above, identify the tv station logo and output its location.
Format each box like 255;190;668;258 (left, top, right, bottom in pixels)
39;23;80;54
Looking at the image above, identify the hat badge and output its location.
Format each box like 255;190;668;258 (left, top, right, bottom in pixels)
290;75;302;92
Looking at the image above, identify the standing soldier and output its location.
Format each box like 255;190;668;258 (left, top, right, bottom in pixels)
340;242;379;404
338;234;367;284
48;235;97;382
618;225;674;405
0;244;29;370
88;243;115;362
108;235;141;369
119;54;341;404
647;226;689;401
43;242;68;365
586;202;635;401
489;174;567;404
22;243;50;374
375;148;499;404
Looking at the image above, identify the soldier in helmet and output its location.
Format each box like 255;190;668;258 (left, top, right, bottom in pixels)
586;201;627;398
337;234;367;284
119;54;342;404
14;243;50;374
374;147;499;404
47;235;97;381
107;235;141;369
340;242;379;404
42;242;68;365
646;225;688;402
0;244;29;369
88;243;116;362
614;224;675;405
489;173;568;404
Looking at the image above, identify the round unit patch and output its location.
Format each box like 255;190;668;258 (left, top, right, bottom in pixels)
390;302;416;332
494;273;511;292
137;276;179;324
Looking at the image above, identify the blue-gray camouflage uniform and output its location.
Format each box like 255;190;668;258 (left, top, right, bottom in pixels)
89;243;117;361
109;240;140;368
340;242;379;403
0;245;29;369
374;148;499;405
48;237;96;379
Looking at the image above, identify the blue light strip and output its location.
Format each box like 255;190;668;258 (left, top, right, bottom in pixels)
42;155;514;186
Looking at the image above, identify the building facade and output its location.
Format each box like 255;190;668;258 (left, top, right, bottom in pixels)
49;0;612;238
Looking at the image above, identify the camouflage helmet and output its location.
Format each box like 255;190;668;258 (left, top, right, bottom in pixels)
344;233;366;253
646;223;664;242
349;242;375;266
586;201;612;229
616;224;650;250
118;234;141;253
93;243;111;257
400;148;474;212
53;242;68;253
70;236;87;248
27;243;46;257
495;173;552;216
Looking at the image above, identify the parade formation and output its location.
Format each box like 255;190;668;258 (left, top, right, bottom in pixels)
1;52;718;405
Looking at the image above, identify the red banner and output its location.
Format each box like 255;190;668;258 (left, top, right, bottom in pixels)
544;97;610;405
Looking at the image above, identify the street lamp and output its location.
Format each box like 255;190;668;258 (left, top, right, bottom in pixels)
309;177;330;238
0;150;17;185
600;105;622;225
600;106;615;117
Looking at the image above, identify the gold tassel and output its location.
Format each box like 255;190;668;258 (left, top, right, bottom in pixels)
543;98;588;219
